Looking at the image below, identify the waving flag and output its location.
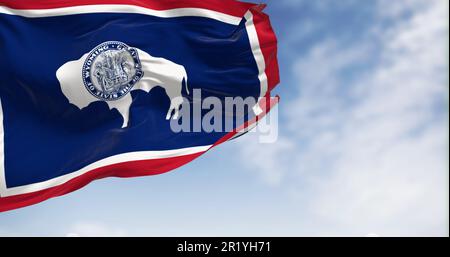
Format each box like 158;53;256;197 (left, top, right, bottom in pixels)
0;0;279;212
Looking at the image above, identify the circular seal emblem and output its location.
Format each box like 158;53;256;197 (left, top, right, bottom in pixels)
82;41;144;101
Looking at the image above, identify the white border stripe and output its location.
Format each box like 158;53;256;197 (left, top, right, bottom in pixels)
0;145;211;196
0;5;242;25
0;99;6;197
244;11;268;98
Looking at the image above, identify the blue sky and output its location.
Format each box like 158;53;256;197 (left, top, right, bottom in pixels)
0;0;448;236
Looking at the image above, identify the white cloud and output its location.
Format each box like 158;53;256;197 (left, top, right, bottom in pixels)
281;0;360;10
239;117;295;186
0;228;14;237
376;0;429;19
236;0;449;236
65;222;126;237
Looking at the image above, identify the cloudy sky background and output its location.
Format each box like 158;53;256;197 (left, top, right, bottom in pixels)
0;0;448;236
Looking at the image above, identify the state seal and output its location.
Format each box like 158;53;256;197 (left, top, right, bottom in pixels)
82;41;143;101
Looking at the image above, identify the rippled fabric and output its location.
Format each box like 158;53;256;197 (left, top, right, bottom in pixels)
0;0;279;211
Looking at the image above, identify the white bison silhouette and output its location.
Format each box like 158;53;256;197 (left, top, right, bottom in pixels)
56;47;189;128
